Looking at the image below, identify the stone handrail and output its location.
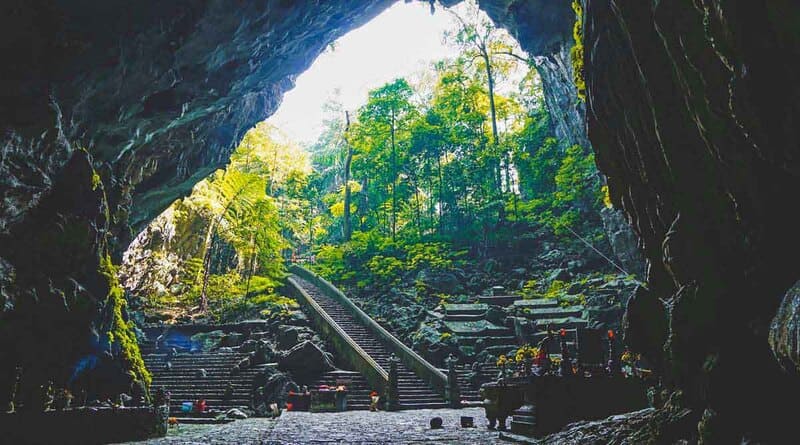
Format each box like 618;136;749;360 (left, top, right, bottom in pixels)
286;275;388;394
289;265;449;399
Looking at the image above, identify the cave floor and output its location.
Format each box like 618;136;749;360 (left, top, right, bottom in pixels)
129;407;507;444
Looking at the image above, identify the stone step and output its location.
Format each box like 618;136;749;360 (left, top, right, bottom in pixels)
519;306;585;321
532;316;589;330
292;275;447;408
513;299;560;310
443;313;487;322
457;335;518;347
477;295;523;306
444;303;489;316
399;402;449;409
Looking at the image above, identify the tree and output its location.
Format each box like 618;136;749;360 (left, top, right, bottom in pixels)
343;111;354;241
353;78;417;241
446;0;529;222
184;169;268;311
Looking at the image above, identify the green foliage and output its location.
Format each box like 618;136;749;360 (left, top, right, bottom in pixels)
520;279;540;299
544;280;568;299
183;272;296;322
99;255;151;390
91;170;102;191
365;255;405;285
551;145;603;236
570;0;586;101
312;230;464;291
406;243;455;271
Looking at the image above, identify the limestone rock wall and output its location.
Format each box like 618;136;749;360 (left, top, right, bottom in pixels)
770;281;800;375
585;0;800;441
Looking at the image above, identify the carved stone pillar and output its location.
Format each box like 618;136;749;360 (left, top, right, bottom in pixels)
386;353;399;411
445;354;461;408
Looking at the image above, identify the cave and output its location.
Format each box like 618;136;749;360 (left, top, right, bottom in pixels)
1;0;799;443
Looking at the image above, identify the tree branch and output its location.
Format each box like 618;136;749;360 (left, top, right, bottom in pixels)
495;50;530;64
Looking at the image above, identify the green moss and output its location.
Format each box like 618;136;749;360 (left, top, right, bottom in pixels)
91;171;102;191
520;279;541;299
545;280;568;299
99;255;152;390
570;0;586;101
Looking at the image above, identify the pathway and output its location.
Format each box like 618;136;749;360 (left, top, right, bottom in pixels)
132;408;505;444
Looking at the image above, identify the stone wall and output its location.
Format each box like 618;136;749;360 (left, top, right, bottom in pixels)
0;407;168;444
585;0;800;441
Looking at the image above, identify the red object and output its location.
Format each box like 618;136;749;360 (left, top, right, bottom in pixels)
608;329;615;339
559;328;566;337
288;390;295;396
370;391;378;397
193;399;207;413
534;348;547;366
286;402;294;411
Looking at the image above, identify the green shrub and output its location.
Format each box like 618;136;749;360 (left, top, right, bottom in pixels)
570;0;586;101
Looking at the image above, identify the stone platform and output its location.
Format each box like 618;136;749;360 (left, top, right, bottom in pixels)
131;408;505;444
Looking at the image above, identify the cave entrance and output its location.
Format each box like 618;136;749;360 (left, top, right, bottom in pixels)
122;0;635;388
0;0;645;434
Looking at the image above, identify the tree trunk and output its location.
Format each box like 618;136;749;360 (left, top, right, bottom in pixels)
390;108;397;242
483;49;505;223
198;219;217;312
343;111;353;241
437;155;444;235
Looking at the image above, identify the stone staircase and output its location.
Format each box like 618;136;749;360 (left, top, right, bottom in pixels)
141;340;260;415
309;370;371;410
512;299;589;347
454;363;500;403
292;276;449;410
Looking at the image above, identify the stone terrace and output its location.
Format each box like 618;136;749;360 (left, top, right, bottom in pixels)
131;408;505;444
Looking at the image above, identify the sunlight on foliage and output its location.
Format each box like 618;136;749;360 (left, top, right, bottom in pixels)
570;0;586;101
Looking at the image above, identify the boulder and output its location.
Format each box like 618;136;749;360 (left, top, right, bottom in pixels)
253;369;299;416
276;325;313;350
190;330;226;352
219;332;245;348
549;268;571;282
769;280;800;374
250;331;272;340
226;408;248;419
277;341;334;376
239;339;259;353
284;311;309;326
415;269;463;294
485;306;507;326
252;340;276;365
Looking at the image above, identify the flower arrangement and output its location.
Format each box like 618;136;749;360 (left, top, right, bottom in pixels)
515;345;539;363
497;355;508;367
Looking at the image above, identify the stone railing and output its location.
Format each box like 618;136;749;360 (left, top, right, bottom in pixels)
286;274;388;396
289;265;449;400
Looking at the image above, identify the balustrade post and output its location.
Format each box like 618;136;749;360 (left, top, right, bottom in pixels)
445;354;461;408
386;353;400;411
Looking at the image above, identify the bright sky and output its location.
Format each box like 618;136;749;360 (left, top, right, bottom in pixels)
266;1;460;145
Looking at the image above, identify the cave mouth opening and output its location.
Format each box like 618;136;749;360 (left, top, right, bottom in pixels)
121;0;604;326
3;0;639;435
